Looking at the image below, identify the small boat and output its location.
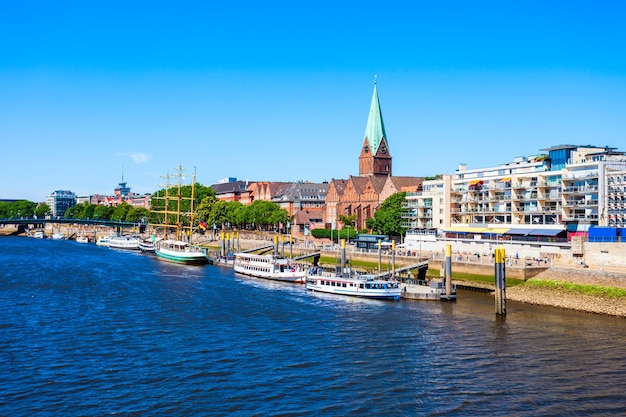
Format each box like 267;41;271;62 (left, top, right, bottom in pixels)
51;231;65;240
306;267;402;300
96;234;113;246
31;230;44;239
139;238;155;253
108;235;141;250
154;239;208;265
233;253;306;283
76;236;89;243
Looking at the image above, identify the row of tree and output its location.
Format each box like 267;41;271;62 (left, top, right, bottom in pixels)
1;188;409;237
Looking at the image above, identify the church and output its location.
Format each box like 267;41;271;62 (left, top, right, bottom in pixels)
325;80;423;231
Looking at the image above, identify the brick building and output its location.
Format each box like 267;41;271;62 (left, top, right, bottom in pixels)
326;80;423;231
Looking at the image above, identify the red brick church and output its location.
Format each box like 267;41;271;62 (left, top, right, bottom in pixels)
325;80;423;231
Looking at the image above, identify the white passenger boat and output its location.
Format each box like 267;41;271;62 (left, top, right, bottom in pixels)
108;235;141;250
32;230;44;239
52;231;65;240
76;235;89;243
96;234;113;246
306;267;402;300
139;238;155;253
234;253;306;283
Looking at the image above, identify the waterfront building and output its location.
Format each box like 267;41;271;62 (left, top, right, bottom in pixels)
210;178;254;203
45;190;76;217
403;144;626;239
270;181;329;234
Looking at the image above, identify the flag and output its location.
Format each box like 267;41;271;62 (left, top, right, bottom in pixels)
199;221;208;231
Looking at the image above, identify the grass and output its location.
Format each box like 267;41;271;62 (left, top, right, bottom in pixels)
523;279;626;298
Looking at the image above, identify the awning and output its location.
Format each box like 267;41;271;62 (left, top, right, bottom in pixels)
482;227;510;234
528;229;565;236
505;228;532;235
499;177;511;182
468;179;483;185
443;226;484;233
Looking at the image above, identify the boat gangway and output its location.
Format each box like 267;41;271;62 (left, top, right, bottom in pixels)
292;251;321;262
371;260;429;280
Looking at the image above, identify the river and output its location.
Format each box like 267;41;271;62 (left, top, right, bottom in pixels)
1;236;625;416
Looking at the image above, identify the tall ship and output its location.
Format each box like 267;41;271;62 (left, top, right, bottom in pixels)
150;165;209;265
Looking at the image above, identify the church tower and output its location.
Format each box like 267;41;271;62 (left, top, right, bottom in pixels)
359;78;392;177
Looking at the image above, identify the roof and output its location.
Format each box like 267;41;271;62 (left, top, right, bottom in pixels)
363;82;387;155
443;226;565;236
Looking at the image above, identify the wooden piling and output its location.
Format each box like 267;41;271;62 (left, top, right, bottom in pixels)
444;244;453;298
495;247;506;315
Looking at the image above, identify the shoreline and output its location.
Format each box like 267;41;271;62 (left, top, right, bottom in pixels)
505;267;626;317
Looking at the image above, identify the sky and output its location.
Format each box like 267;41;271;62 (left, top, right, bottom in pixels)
1;1;625;202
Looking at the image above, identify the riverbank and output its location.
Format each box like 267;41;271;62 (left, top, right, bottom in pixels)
506;267;626;317
210;235;626;317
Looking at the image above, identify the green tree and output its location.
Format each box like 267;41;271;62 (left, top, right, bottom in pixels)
365;192;407;237
246;200;288;231
110;202;132;221
34;203;51;218
94;205;114;220
125;207;151;223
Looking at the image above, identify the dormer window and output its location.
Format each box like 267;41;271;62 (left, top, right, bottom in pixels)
364;145;369;153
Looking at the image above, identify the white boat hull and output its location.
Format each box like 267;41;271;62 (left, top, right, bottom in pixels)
234;253;306;283
155;240;208;265
108;236;141;250
306;271;401;300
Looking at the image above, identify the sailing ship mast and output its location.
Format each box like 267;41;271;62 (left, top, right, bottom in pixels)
151;164;198;243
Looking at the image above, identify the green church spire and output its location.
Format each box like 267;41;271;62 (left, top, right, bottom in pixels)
364;76;387;155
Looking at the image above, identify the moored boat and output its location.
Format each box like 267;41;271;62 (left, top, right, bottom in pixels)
108;235;141;250
151;165;209;266
139;237;156;253
234;252;306;283
52;231;65;240
96;234;113;246
306;267;402;300
76;235;89;243
154;239;208;264
31;230;44;239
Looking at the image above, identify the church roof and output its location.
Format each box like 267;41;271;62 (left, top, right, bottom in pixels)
363;81;387;155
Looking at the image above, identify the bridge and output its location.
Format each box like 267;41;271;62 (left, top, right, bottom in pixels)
0;217;144;233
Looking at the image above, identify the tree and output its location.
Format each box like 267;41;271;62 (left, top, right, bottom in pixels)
125;207;150;223
365;192;408;237
34;203;51;218
94;205;114;220
110;202;132;221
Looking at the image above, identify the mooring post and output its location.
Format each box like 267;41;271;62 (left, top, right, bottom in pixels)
391;241;396;278
495;247;506;315
289;235;293;259
340;239;346;276
273;235;278;256
445;244;452;297
236;231;240;253
221;231;225;257
378;239;382;273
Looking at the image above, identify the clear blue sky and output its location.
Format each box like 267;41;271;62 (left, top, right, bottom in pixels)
2;1;625;202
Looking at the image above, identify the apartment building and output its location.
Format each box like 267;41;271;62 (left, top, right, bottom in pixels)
404;144;626;237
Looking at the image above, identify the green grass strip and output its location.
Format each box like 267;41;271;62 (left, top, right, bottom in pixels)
523;279;626;298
